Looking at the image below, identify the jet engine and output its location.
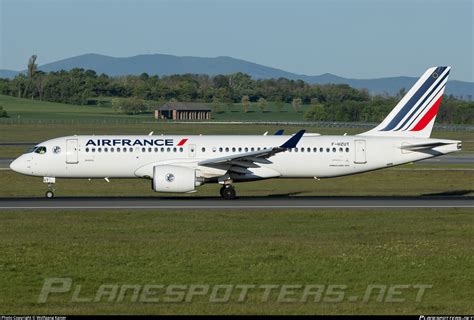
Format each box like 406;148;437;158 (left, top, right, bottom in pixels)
152;165;202;193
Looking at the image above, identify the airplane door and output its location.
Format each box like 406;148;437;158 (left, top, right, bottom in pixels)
66;139;79;164
188;144;196;158
354;139;367;164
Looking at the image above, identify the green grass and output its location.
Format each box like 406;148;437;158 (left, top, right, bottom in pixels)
0;208;472;314
0;94;152;121
0;94;309;122
1;166;472;198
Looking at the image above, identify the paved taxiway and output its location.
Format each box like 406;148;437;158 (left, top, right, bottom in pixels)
0;196;472;209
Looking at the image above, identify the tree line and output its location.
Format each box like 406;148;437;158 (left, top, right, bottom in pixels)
0;56;472;124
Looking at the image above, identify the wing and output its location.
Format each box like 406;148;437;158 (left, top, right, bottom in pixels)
198;130;305;173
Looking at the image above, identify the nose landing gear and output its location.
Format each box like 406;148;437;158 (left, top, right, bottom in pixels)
43;177;56;199
45;189;54;199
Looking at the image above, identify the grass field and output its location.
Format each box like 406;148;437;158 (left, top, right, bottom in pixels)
0;208;472;314
0;94;310;122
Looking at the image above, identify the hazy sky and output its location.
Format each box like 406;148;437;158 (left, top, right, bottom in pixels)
1;0;473;81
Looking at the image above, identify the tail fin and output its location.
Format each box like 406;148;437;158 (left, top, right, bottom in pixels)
360;66;450;138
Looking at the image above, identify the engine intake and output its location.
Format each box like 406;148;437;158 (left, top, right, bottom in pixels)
152;165;201;193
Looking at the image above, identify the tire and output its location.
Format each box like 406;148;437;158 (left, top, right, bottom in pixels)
45;190;54;199
222;186;236;200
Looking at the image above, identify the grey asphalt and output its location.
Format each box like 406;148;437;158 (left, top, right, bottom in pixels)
0;196;472;209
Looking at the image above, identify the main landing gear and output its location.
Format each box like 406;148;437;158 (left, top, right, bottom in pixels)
43;177;56;199
220;185;236;200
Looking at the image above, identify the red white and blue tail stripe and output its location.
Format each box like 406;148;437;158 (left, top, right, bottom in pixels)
361;66;450;138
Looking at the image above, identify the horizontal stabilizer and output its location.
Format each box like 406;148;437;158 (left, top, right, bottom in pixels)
401;142;452;151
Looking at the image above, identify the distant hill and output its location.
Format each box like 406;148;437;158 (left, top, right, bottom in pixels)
0;69;20;79
2;53;473;98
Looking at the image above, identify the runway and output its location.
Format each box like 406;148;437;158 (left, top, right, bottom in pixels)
0;196;472;209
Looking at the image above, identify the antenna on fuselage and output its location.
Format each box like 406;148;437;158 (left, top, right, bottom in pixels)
148;131;154;136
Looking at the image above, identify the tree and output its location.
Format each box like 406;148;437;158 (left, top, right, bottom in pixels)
292;97;302;112
275;100;284;113
23;55;38;98
257;97;267;112
212;97;223;113
241;95;250;113
304;104;327;121
112;97;147;115
225;102;234;113
0;105;8;118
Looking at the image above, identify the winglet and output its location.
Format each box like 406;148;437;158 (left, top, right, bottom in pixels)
274;129;284;135
280;130;305;149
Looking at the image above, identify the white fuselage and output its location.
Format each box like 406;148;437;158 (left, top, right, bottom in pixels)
10;134;461;182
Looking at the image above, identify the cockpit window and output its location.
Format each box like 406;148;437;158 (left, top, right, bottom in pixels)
34;146;47;154
27;146;38;153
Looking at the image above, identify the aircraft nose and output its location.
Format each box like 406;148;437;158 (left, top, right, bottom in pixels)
10;157;26;174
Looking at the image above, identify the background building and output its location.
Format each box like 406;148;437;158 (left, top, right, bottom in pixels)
155;102;211;120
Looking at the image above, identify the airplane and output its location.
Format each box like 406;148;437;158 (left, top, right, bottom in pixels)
10;66;461;199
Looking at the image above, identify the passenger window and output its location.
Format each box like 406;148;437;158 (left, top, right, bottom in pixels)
34;146;47;154
179;147;183;152
320;147;323;152
346;147;350;152
313;147;317;152
332;147;336;152
85;148;89;152
225;147;229;152
202;147;206;152
307;147;311;152
232;147;236;152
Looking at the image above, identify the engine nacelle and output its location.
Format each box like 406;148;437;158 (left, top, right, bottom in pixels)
152;165;200;193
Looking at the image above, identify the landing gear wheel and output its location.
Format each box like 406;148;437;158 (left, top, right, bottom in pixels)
221;185;236;200
219;186;225;197
45;190;54;199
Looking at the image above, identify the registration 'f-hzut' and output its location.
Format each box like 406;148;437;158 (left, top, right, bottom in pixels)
10;67;461;199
